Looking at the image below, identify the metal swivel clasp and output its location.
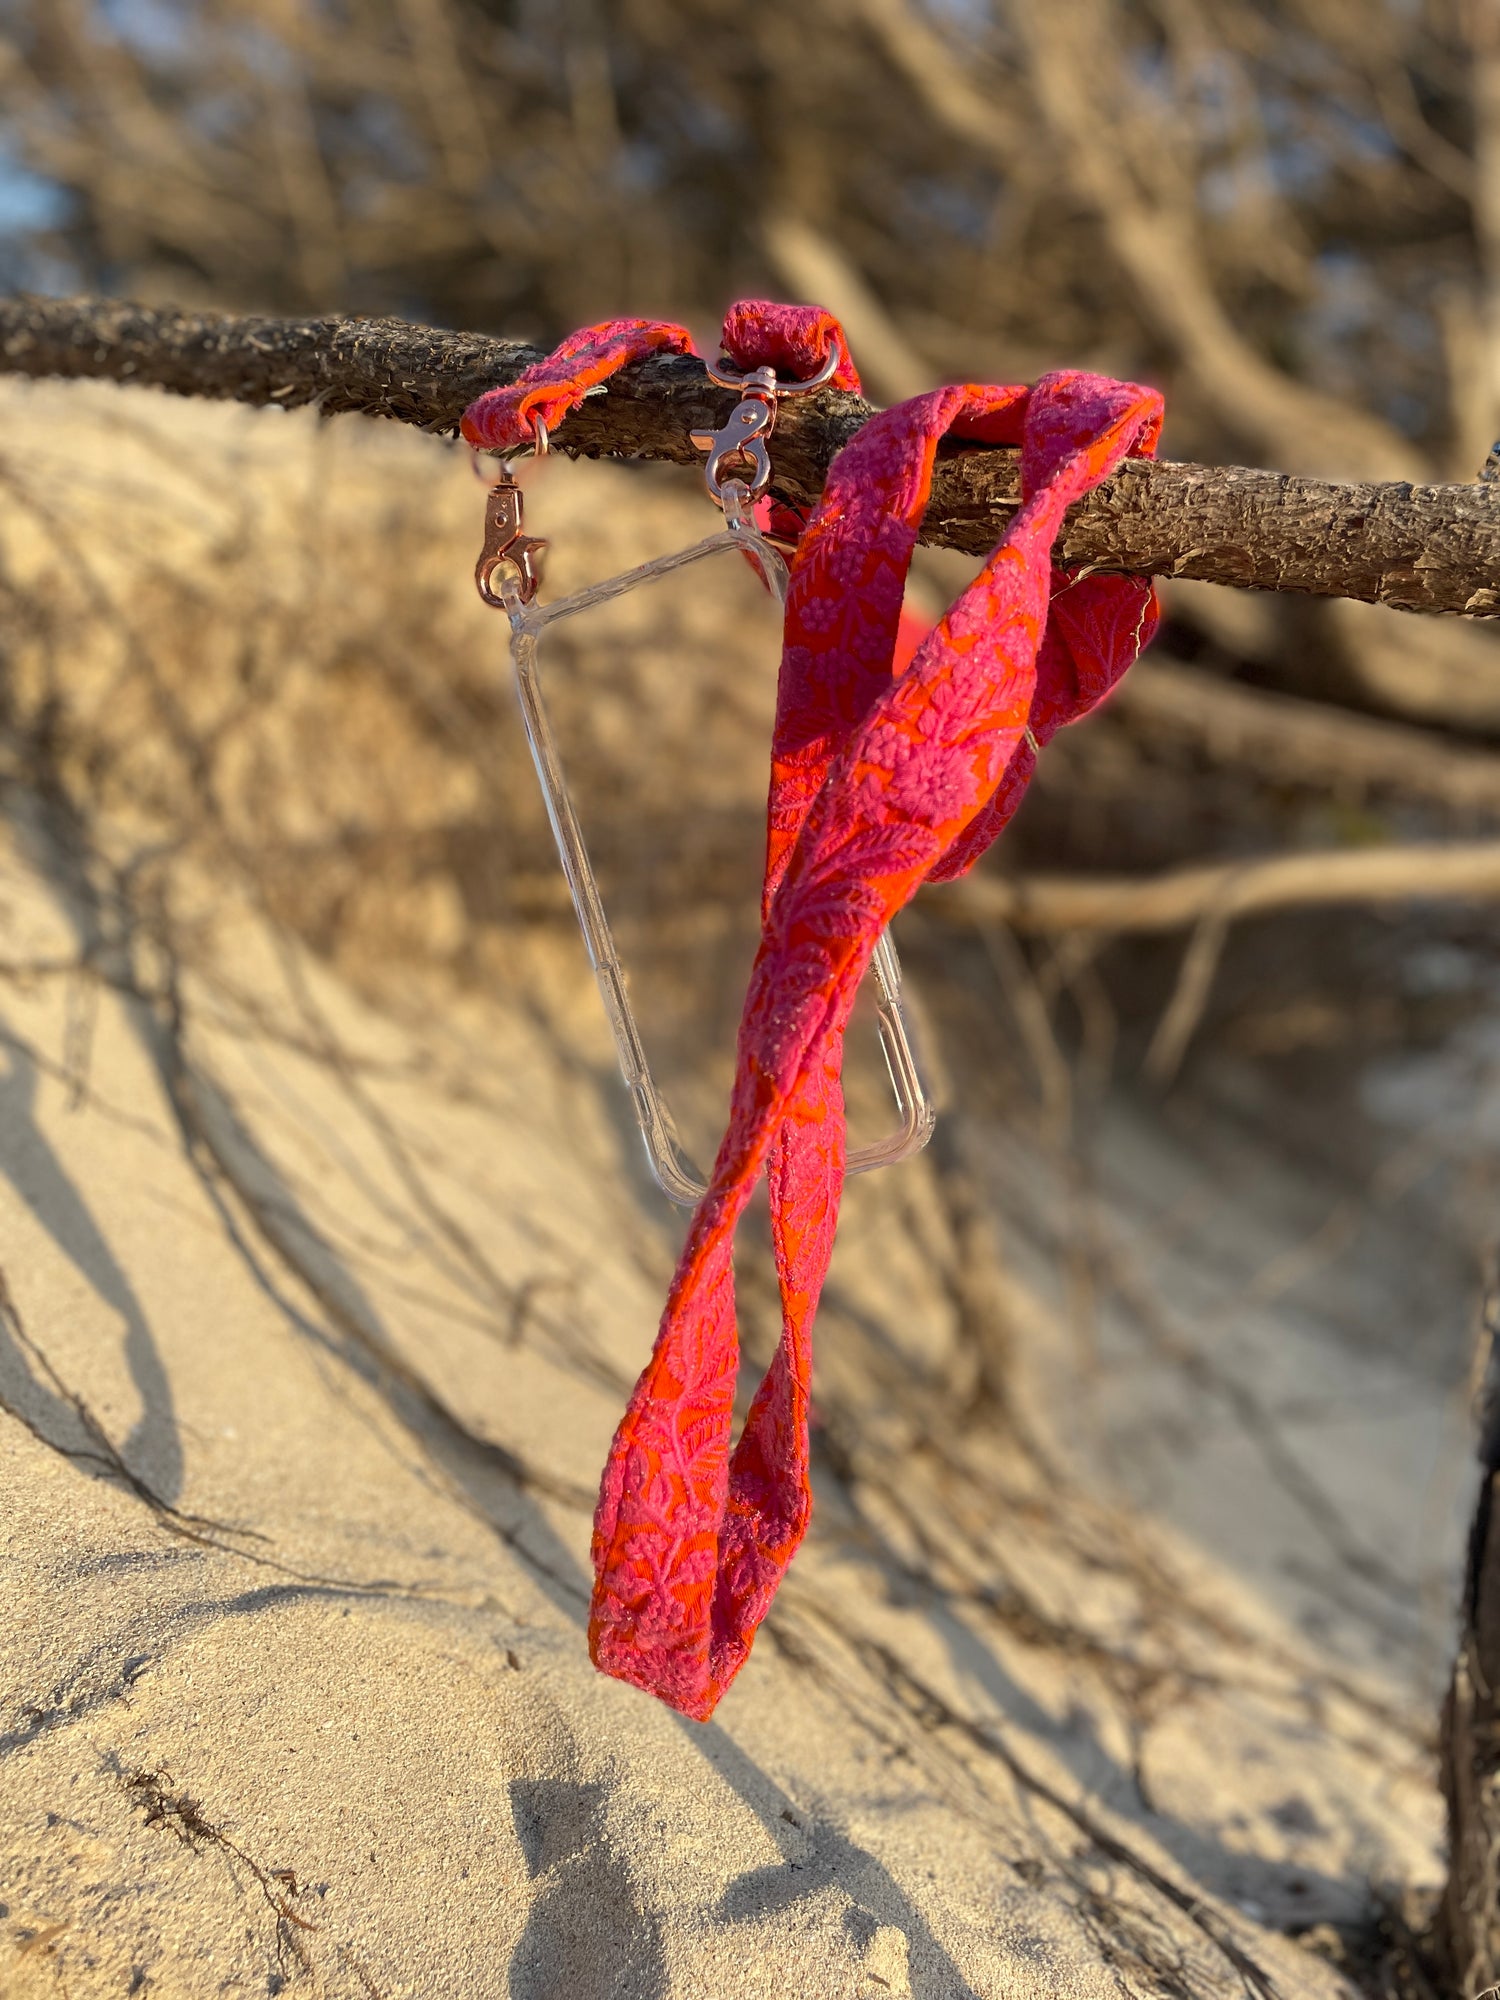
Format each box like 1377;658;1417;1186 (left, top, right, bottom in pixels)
690;381;778;505
690;347;842;511
474;414;550;609
475;472;548;607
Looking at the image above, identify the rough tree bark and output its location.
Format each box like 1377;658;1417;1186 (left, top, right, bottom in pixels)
1442;1273;1500;1996
3;293;1500;618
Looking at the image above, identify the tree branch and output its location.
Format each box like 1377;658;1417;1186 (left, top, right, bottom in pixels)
927;839;1500;935
3;293;1499;617
1114;662;1500;815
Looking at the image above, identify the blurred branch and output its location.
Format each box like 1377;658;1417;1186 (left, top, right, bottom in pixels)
936;834;1500;1082
1474;0;1500;452
930;840;1500;934
4;294;1500;615
761;213;930;404
849;0;1021;156
865;0;1423;481
1115;662;1500;814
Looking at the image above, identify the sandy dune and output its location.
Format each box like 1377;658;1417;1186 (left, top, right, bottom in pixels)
0;381;1463;1997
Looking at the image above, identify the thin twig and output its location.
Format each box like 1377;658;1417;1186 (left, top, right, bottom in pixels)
1116;662;1500;815
929;839;1500;935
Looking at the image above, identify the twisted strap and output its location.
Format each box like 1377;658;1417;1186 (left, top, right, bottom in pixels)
462;310;1162;1721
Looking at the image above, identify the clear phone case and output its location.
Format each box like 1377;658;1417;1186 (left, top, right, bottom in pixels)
500;497;934;1205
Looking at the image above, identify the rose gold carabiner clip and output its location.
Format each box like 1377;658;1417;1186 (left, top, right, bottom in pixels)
689;346;841;509
474;416;550;608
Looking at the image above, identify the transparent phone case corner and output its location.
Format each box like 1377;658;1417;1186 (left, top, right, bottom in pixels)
500;515;935;1207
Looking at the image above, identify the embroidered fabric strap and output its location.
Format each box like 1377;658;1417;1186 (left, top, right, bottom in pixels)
462;309;1163;1721
459;301;859;456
